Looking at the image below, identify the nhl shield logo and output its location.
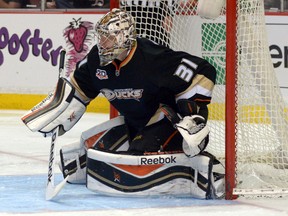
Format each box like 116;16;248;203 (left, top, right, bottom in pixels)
96;69;108;80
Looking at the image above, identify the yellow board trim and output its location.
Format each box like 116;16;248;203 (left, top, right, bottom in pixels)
1;94;287;123
208;103;288;123
0;94;110;113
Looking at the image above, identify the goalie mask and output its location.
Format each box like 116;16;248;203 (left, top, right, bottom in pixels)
95;8;137;66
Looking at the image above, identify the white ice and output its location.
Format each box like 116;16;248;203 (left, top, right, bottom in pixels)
0;110;287;216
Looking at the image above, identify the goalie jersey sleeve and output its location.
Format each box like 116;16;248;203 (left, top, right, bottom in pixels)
72;37;216;134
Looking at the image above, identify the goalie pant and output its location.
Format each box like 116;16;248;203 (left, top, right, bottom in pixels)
60;142;225;199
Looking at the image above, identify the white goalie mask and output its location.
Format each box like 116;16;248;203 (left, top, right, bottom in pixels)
95;8;137;66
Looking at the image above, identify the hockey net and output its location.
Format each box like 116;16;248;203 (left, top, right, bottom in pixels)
111;0;288;199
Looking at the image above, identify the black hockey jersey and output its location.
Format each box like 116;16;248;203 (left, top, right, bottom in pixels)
72;37;216;135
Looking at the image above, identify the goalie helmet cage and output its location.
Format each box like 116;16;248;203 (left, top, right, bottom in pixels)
109;0;288;199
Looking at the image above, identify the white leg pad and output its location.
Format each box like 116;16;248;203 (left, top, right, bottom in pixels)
86;149;225;199
59;141;86;184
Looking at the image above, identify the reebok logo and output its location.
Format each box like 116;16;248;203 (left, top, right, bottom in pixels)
140;156;176;165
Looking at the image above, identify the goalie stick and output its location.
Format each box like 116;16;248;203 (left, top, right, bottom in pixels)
45;49;69;201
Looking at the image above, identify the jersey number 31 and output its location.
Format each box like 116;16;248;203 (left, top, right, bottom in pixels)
174;58;197;83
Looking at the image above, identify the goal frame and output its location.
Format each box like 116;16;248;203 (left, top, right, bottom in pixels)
225;0;237;200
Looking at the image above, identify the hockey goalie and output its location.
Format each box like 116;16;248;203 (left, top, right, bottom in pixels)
21;8;225;199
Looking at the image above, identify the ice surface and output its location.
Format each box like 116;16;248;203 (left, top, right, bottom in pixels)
0;110;287;216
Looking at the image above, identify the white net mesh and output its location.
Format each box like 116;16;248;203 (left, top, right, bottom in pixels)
233;0;288;194
119;0;288;196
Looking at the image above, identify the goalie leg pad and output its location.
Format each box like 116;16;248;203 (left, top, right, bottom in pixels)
192;152;225;199
59;140;87;184
60;116;130;184
86;149;225;199
21;78;87;136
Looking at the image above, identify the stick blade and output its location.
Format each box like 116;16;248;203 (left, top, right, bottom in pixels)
45;175;70;201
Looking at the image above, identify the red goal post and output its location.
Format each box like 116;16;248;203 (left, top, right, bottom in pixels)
109;0;288;199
